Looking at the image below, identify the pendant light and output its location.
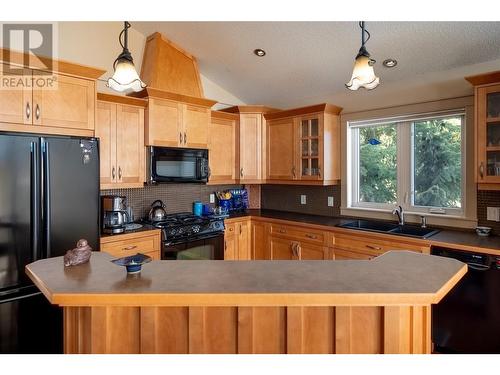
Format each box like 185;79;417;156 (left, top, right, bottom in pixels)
345;21;380;91
107;21;146;93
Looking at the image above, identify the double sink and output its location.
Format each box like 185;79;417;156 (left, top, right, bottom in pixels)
338;219;440;239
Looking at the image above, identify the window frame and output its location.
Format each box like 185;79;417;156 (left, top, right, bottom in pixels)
348;110;467;218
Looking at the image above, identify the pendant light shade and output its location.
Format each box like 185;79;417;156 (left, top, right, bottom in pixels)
346;22;380;91
107;21;146;93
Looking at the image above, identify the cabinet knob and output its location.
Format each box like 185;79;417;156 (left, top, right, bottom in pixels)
479;162;484;179
305;234;317;239
26;102;31;120
118;166;122;180
122;245;137;251
278;229;286;233
179;132;182;144
112;166;116;180
292;166;296;178
184;132;187;144
366;244;382;250
35;104;40;120
240;168;244;178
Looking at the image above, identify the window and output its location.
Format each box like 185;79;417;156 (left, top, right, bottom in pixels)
349;112;465;216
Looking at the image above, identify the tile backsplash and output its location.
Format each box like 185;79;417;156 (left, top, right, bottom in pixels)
101;184;242;220
261;184;341;216
477;190;500;233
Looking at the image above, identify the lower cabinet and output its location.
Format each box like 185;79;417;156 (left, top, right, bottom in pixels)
224;219;251;260
269;236;297;260
100;230;162;260
252;221;270;259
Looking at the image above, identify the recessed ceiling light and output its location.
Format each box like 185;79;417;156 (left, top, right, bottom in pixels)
383;58;398;68
253;48;266;57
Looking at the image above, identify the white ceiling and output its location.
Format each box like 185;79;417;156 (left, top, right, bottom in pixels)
132;22;500;112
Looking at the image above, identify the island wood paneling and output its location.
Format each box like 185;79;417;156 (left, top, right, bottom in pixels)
63;305;431;354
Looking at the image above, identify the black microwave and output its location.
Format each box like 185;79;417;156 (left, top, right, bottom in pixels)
147;146;209;183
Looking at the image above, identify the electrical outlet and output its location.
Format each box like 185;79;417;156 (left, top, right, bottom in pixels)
487;207;500;221
300;195;307;205
328;196;334;207
209;193;215;204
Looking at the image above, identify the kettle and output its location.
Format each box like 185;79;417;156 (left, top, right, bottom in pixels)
148;200;167;222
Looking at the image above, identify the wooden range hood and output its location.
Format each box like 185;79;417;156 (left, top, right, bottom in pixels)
130;32;215;107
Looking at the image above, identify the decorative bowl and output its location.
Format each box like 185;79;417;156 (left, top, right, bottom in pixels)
475;226;492;237
111;253;152;274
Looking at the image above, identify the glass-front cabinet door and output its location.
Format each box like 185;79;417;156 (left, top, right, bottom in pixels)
297;115;323;180
477;84;500;183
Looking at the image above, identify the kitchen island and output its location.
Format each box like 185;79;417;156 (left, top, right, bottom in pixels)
26;251;466;354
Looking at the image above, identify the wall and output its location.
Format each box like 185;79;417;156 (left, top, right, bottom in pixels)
101;184;242;221
477;190;500;234
261;185;341;217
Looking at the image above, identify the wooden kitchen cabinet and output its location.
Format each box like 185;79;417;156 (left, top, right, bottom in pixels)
252;221;270;260
100;229;162;260
466;72;500;189
208;111;238;184
269;222;329;260
264;103;342;185
224;219;251;260
133;88;217;149
0;57;104;137
96;94;146;189
270;236;297;260
222;106;280;184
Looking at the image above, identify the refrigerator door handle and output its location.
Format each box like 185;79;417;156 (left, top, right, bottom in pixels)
0;291;42;304
30;141;40;261
42;139;52;258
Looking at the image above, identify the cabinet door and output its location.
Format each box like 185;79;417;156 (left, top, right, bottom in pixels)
0;65;32;125
95;101;117;188
208;117;236;183
237;221;251;260
297;115;323;181
270;236;297;260
224;234;237;260
477;84;500;183
299;243;329;260
183;104;209;149
146;98;181;146
32;72;95;131
252;221;270;260
239;113;262;181
267;117;296;180
115;104;145;188
333;248;375;260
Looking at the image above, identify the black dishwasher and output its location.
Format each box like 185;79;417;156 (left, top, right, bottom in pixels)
432;247;500;353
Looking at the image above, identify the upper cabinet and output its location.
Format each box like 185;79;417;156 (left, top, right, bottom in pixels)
131;88;216;149
222;106;280;184
208;111;238;184
0;51;105;137
466;71;500;189
96;93;146;190
264;103;342;185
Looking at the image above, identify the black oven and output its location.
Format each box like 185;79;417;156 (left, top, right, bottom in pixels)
147;146;209;183
163;232;224;260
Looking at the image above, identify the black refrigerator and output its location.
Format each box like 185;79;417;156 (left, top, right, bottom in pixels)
0;132;99;353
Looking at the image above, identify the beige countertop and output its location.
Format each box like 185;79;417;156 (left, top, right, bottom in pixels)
26;251;466;307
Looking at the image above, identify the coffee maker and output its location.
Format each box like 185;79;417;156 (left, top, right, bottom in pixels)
101;195;128;234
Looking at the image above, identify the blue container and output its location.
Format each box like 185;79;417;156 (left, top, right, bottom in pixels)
219;199;231;214
193;201;203;216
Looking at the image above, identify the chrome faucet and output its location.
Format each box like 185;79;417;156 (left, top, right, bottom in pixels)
392;205;404;226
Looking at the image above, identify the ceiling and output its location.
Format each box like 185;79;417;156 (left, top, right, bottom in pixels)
133;22;500;112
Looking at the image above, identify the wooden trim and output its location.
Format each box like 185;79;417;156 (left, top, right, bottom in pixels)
221;105;281;114
211;110;239;120
262;179;340;186
465;70;500;86
0;122;94;137
97;93;147;107
0;48;105;80
264;103;343;120
478;183;500;191
99;229;161;244
128;88;217;108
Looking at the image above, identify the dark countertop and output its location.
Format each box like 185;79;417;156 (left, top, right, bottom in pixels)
227;209;500;254
100;223;158;239
26;251;466;307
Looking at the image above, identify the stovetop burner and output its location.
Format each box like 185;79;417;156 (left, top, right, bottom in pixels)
144;212;225;242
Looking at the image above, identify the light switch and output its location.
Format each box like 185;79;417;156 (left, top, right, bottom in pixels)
487;207;500;221
328;196;334;207
209;193;215;204
300;195;307;205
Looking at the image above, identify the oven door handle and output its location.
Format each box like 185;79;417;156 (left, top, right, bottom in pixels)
164;232;224;246
466;262;491;271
